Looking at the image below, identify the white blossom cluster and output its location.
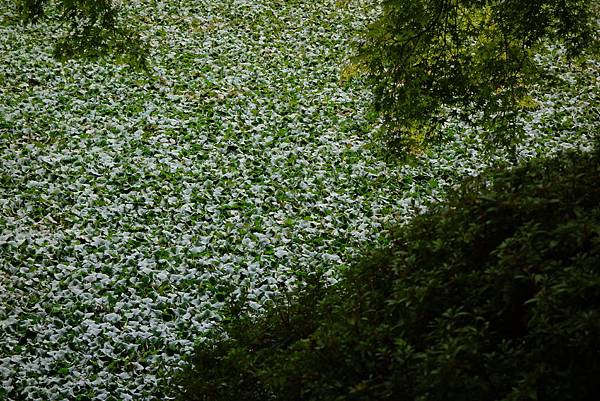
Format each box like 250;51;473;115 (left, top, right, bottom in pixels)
0;0;596;400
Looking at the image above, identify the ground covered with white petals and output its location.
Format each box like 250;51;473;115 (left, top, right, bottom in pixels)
0;0;597;400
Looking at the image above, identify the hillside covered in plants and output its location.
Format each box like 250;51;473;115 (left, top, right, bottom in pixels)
0;0;598;400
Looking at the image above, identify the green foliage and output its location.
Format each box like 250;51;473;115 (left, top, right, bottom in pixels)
14;0;147;67
353;0;599;153
176;147;600;401
16;0;45;22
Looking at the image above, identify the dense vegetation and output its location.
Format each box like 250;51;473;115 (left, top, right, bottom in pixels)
15;0;599;150
14;0;146;66
178;146;600;401
1;0;598;400
354;0;599;152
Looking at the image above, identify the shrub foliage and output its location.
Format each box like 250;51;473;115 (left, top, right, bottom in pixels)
353;0;599;152
177;147;600;401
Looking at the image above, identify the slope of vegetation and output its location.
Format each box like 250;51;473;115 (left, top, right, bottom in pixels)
0;0;597;400
179;146;600;401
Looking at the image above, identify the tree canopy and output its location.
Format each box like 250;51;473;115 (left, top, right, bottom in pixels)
353;0;599;153
15;0;147;67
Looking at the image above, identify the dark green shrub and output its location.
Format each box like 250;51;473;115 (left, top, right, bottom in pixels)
176;147;600;401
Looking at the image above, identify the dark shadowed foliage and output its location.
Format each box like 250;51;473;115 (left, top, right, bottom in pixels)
175;146;600;401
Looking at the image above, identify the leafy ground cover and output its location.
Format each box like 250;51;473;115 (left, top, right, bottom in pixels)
0;0;597;400
179;146;600;401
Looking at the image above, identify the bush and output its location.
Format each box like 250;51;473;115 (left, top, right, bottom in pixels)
175;147;600;401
